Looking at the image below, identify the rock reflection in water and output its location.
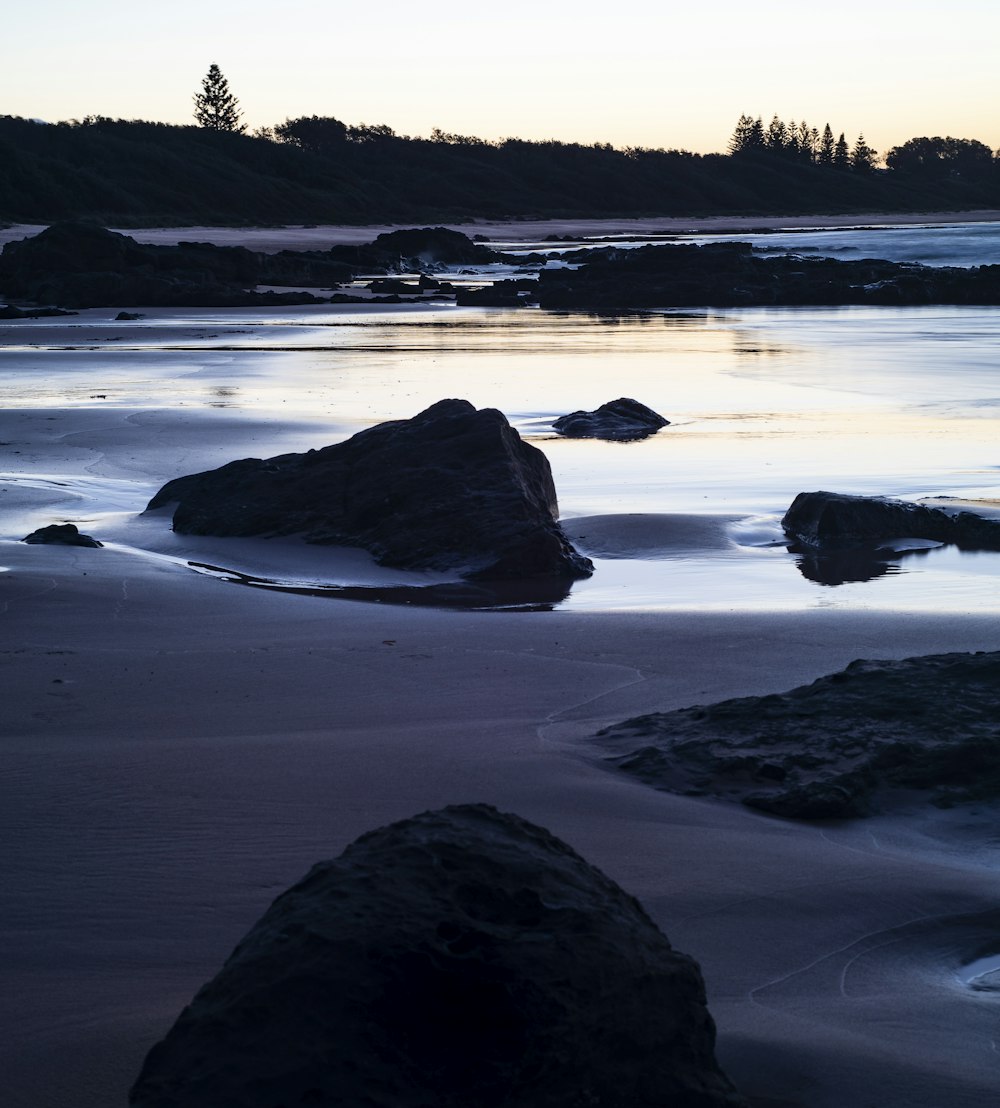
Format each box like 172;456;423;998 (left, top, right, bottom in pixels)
792;545;935;586
188;561;575;611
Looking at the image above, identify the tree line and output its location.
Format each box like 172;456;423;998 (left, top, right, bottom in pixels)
728;112;997;182
0;66;996;227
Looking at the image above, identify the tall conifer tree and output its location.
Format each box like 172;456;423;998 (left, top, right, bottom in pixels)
193;64;245;133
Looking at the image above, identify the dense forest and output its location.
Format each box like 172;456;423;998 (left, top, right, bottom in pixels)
1;110;998;227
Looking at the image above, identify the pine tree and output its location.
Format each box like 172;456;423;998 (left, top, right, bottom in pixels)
850;134;878;173
833;132;850;169
728;114;765;156
193;64;245;133
766;115;788;152
818;123;835;166
728;114;757;155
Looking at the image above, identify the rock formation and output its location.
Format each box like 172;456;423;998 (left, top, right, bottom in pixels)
129;803;745;1108
146;399;593;581
782;490;1000;552
535;241;1000;310
552;398;670;440
22;523;102;547
0;224;509;309
596;651;1000;819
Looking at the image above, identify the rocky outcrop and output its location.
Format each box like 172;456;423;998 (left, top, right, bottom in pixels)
369;226;500;265
146;399;593;581
782;490;1000;552
0;223;514;308
553;398;670;440
129;803;745;1108
0;223;351;308
535;241;1000;310
596;651;1000;819
22;523;102;547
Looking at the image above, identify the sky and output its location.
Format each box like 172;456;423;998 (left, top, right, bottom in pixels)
5;1;999;158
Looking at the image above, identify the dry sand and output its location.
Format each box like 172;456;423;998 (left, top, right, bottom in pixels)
4;396;1000;1107
3;210;1000;253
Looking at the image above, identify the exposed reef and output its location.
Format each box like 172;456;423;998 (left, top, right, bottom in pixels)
0;223;508;308
129;804;745;1108
535;241;1000;310
595;651;1000;819
146;399;593;582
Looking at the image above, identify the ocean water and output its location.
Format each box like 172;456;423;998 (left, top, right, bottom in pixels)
2;223;998;613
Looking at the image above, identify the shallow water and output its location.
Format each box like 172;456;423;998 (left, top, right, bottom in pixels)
494;219;1000;268
2;224;999;614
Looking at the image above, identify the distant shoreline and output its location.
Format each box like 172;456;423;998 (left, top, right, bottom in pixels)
2;210;1000;253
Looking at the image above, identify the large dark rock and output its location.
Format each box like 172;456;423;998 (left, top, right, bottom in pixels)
146;399;593;581
22;523;102;547
370;226;500;265
553;398;670;440
596;651;1000;819
129;804;745;1108
535;241;1000;310
783;490;1000;552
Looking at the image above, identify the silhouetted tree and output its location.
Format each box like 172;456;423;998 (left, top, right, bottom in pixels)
850;134;878;173
817;123;835;166
274;115;347;151
766;115;788;152
728;114;766;156
833;132;850;169
795;120;816;161
886;135;994;179
193;64;244;133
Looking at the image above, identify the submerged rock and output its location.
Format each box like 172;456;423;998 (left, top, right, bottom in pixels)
22;523;102;548
553;397;670;440
596;650;1000;819
146;399;593;581
129;803;745;1108
782;490;1000;553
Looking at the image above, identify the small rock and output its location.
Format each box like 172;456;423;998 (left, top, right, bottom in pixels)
22;523;102;548
553;397;670;440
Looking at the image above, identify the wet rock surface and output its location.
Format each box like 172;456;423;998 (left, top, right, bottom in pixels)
535;241;1000;310
552;397;670;440
147;399;593;581
22;523;102;547
129;803;745;1108
782;490;1000;552
596;651;1000;819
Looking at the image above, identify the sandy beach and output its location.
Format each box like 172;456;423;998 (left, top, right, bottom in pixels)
3;387;1000;1108
3;209;1000;254
3;227;1000;1106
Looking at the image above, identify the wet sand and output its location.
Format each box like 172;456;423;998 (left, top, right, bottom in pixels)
4;394;1000;1107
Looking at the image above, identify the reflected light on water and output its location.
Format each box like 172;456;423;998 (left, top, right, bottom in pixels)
2;298;999;614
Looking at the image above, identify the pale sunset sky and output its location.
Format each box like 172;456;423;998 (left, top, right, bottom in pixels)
5;0;998;157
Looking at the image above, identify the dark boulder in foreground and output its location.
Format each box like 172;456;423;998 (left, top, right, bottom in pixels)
596;651;1000;819
147;399;593;581
536;241;1000;310
129;804;745;1108
553;397;670;440
783;490;1000;552
22;523;102;548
